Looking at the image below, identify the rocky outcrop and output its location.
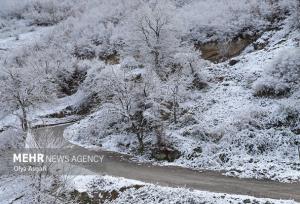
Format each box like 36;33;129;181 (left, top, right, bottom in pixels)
195;34;259;63
151;146;181;162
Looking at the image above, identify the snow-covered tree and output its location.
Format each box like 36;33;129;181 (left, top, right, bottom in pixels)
83;63;164;153
123;1;184;80
0;65;55;132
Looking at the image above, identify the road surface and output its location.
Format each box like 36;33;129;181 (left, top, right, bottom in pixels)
33;124;300;202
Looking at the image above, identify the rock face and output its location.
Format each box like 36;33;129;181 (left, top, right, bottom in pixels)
151;146;181;162
196;34;258;63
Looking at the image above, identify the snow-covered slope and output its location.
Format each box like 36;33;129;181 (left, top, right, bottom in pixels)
65;26;300;182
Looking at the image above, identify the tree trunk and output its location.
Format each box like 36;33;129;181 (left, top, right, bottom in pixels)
37;171;43;203
21;106;28;132
155;125;165;147
153;50;165;80
189;62;195;74
173;98;177;124
137;132;144;154
298;145;300;161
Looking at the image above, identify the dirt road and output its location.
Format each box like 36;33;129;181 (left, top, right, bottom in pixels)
33;124;300;202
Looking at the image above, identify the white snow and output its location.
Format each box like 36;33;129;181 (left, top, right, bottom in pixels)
68;175;298;204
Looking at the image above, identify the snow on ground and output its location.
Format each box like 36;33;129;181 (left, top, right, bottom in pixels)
68;175;298;204
65;28;300;182
0;21;53;55
1;174;297;204
0;90;86;130
0;175;64;204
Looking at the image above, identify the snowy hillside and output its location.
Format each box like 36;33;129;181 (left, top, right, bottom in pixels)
0;0;299;203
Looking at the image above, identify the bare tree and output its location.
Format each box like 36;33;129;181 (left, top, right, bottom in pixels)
0;65;55;133
92;66;160;153
124;1;182;80
25;128;75;203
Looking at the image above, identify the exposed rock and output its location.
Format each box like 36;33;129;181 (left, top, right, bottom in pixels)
193;146;203;154
69;190;93;204
58;67;87;96
196;34;259;63
43;93;100;119
44;106;73;118
219;153;229;163
187;146;203;159
0;126;9;133
229;59;240;66
243;199;251;203
74;93;100;115
98;190;120;203
151;146;181;162
191;74;208;90
253;41;268;50
98;185;144;203
292;126;300;135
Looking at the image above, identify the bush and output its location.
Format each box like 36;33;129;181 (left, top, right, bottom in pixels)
24;0;74;26
73;44;96;60
121;57;140;70
0;0;75;26
269;47;300;84
0;128;25;150
270;105;300;128
253;47;300;97
253;77;290;97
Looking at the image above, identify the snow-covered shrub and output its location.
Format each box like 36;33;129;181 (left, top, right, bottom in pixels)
270;105;300;129
121;57;141;70
64;107;123;146
73;44;96;60
0;0;76;26
222;104;299;157
0;0;31;19
268;47;300;84
0;19;7;29
178;0;268;41
253;47;300;97
178;0;299;43
23;0;75;26
0;128;25;150
279;0;300;29
253;77;290;97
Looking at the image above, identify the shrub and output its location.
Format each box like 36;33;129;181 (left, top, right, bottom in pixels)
253;47;300;97
253;77;290;97
270;105;300;128
0;0;75;26
269;48;300;83
73;44;96;60
24;0;74;26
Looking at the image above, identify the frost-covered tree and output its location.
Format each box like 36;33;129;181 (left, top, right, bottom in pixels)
293;0;300;29
0;65;55;132
123;1;184;80
83;64;163;153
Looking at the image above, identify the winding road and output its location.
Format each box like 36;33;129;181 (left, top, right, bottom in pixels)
33;124;300;202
